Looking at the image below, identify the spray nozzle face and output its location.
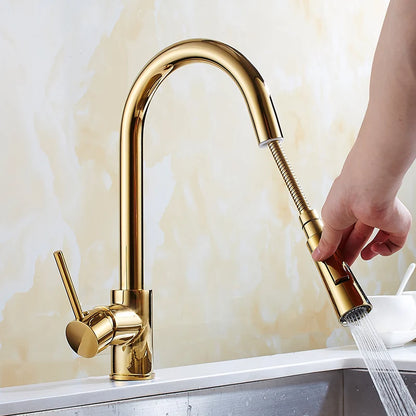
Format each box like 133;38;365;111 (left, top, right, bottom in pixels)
340;305;372;326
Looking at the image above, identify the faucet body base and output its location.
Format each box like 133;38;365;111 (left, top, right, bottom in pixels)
110;289;153;380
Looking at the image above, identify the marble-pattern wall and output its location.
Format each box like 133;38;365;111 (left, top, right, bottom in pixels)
2;0;413;388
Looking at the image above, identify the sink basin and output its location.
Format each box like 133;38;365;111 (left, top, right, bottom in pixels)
2;345;416;415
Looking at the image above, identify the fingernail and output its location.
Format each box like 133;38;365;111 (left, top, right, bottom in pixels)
371;242;383;253
312;247;321;261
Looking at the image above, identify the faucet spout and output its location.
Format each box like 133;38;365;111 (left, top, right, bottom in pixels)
120;38;283;291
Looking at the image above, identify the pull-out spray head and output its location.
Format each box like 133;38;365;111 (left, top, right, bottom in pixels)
267;141;372;324
299;208;371;323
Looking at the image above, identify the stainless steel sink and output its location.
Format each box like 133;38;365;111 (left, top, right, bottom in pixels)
3;346;416;415
7;369;416;416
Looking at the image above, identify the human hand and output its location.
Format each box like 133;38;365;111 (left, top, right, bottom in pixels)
311;176;412;265
310;0;416;265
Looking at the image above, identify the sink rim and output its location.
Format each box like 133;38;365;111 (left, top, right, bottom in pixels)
2;344;416;415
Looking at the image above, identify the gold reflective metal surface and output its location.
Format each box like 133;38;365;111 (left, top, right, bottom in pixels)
120;38;283;292
66;313;111;358
111;289;153;380
299;210;371;323
53;39;281;380
54;251;145;372
267;141;371;322
53;38;370;381
54;251;84;321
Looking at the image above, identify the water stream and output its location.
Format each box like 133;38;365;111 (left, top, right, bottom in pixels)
346;308;416;415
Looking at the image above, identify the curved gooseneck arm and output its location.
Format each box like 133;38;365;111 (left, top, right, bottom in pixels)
119;38;283;290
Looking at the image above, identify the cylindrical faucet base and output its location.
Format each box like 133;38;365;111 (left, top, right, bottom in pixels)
110;289;153;380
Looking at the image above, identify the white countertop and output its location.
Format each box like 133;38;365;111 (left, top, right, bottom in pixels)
2;344;416;415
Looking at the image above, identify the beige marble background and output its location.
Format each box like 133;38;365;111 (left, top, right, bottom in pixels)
2;0;415;388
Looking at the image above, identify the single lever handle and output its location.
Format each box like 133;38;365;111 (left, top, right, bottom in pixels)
53;250;84;321
53;250;114;357
53;250;142;359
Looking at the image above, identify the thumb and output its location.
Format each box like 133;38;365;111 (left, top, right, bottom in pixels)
312;224;343;261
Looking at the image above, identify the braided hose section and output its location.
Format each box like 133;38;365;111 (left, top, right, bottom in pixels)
268;141;310;213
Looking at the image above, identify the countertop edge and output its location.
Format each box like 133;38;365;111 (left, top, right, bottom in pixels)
2;344;416;415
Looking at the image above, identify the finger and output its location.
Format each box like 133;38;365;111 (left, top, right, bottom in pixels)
339;221;374;265
339;224;355;249
312;224;343;261
361;230;406;260
360;200;411;260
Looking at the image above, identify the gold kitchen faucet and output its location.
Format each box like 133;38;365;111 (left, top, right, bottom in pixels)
54;39;371;381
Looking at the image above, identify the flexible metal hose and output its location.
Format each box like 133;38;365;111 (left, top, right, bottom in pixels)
267;140;309;213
